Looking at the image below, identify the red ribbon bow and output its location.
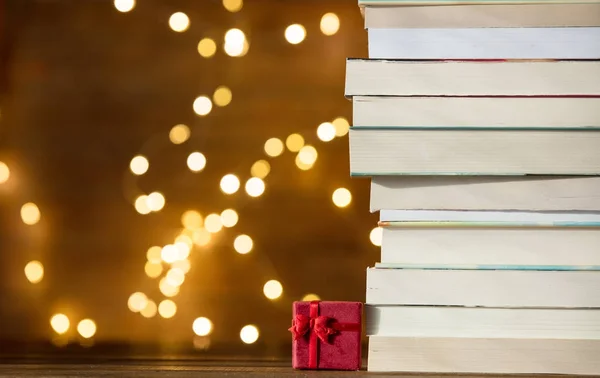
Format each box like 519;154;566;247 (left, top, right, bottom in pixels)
289;314;338;344
289;301;360;369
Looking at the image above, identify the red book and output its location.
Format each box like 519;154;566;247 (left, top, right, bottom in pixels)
289;301;362;370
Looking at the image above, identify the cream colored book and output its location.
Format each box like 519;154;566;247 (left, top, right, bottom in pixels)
364;3;600;28
345;59;600;96
368;336;600;374
349;128;600;175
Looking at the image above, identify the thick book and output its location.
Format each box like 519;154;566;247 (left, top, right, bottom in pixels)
366;306;600;339
378;209;600;223
353;96;600;128
349;128;600;175
364;4;600;28
367;336;600;374
345;59;600;96
378;224;600;265
366;267;600;307
368;28;600;59
370;176;600;211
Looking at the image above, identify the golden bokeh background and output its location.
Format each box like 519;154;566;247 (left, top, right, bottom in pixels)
0;0;381;358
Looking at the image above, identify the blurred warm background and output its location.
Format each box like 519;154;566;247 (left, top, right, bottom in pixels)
0;0;379;358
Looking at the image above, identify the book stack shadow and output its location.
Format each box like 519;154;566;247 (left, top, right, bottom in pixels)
347;0;600;374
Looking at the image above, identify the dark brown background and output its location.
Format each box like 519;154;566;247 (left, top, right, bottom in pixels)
0;0;377;357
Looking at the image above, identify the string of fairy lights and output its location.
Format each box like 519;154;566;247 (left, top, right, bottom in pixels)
1;0;384;347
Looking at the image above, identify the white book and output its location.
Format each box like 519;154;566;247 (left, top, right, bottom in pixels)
379;209;600;223
364;4;600;29
353;96;600;128
345;59;600;96
367;336;600;374
368;28;600;59
349;128;600;175
366;306;600;339
366;268;600;307
379;226;600;265
370;176;600;212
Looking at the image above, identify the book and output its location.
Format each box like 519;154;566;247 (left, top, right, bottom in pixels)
366;306;600;339
349;128;600;176
345;59;600;96
367;336;600;374
370;176;600;211
364;3;600;28
353;96;600;128
378;209;600;223
368;27;600;59
366;267;600;307
377;224;600;265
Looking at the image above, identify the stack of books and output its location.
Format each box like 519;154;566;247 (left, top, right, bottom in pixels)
347;0;600;374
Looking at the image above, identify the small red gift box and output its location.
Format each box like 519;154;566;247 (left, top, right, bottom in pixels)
289;300;362;370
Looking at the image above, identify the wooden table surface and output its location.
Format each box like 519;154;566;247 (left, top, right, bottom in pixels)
0;360;571;377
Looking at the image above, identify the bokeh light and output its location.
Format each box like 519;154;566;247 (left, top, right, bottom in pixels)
147;192;165;212
263;279;283;300
370;227;383;247
141;300;157;318
193;228;211;246
24;260;44;284
175;234;193;249
134;195;151;215
21;202;41;225
223;0;243;12
172;259;191;274
114;0;135;12
295;154;313;171
220;209;239;228
144;261;163;278
220;174;240;194
302;293;321;301
166;268;185;287
333;117;350;137
204;213;223;233
169;12;190;32
233;234;253;254
187;152;207;172
285;24;306;44
158;300;177;319
197;38;217;58
250;160;270;179
193;317;213;336
264;138;284;157
128;292;148;313
169;124;190;144
317;122;336;142
320;13;340;36
159;277;180;297
130;155;149;175
240;325;259;344
332;188;352;208
224;29;249;57
77;319;97;339
193;96;213;116
213;86;232;107
245;177;265;197
298;145;318;165
161;244;179;264
50;314;70;335
146;246;162;263
174;241;190;260
182;210;203;230
286;134;305;152
0;161;9;184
